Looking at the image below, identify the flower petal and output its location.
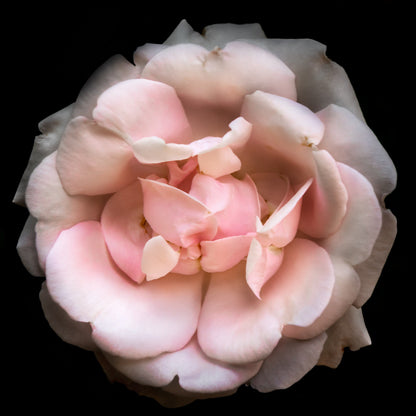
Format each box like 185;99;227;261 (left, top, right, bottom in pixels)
200;234;253;273
141;235;180;281
101;181;148;283
56;116;150;195
299;150;348;238
142;41;296;109
140;178;217;247
92;78;192;144
317;104;397;201
39;282;95;351
104;336;262;394
250;333;327;392
318;306;371;368
321;163;382;265
198;146;242;178
45;221;204;359
25;152;106;267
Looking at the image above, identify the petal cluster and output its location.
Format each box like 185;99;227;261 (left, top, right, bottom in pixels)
16;20;397;407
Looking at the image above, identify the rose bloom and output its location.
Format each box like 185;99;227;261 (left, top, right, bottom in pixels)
15;20;397;407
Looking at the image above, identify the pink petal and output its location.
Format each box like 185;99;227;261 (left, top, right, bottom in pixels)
141;235;180;281
190;174;260;239
101;181;148;283
92;78;192;144
45;221;204;359
104;336;262;394
25;152;106;267
246;239;284;299
140;178;217;247
321;163;382;265
39;282;95;351
200;234;254;273
256;179;312;247
197;261;283;364
239;91;323;183
142;41;296;108
250;333;327;392
198;146;241;178
299;150;348;238
56;116;149;196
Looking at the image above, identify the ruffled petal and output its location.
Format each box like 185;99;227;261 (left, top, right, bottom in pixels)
198;261;283;364
200;234;253;273
25;152;106;268
104;336;262;394
198;147;241;178
142;41;296;110
321;163;382;265
101;181;148;283
354;208;397;307
239;91;322;182
72;54;141;119
140;178;217;247
45;221;204;359
299;150;348;238
39;282;95;351
250;333;327;392
141;235;180;280
56;116;148;195
317;104;397;201
92;78;192;144
318;306;371;368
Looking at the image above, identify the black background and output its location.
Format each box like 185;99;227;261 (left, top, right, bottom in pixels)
4;1;410;413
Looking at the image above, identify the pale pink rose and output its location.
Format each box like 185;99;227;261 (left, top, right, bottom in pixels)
15;20;397;407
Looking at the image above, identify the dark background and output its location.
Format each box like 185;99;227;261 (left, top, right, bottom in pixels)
4;1;410;413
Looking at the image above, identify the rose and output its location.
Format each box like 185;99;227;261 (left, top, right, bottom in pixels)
15;20;397;407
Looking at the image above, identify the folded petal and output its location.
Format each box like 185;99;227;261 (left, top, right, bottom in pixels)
317;104;397;201
198;146;242;178
140;178;217;247
198;261;283;364
318;306;371;368
141;235;180;280
56;116;148;195
239;91;322;182
39;282;95;351
72;54;141;119
250;333;327;392
354;208;397;307
299;150;348;238
25;152;106;267
101;181;148;283
246;239;284;299
200;234;253;273
104;336;262;394
46;221;204;359
92;78;192;144
142;41;296;109
321;163;382;265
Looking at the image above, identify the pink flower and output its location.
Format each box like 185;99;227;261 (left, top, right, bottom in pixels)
15;20;397;407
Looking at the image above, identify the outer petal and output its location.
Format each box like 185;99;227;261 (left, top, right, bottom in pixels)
318;306;371;368
299;150;348;238
45;221;204;359
104;336;262;394
140;178;217;247
14;104;73;206
250;333;327;392
56;116;148;195
317;104;397;201
200;234;254;273
321;163;382;265
72;54;141;119
39;282;95;351
141;41;296;108
101;181;148;283
25;152;106;267
92;78;192;144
